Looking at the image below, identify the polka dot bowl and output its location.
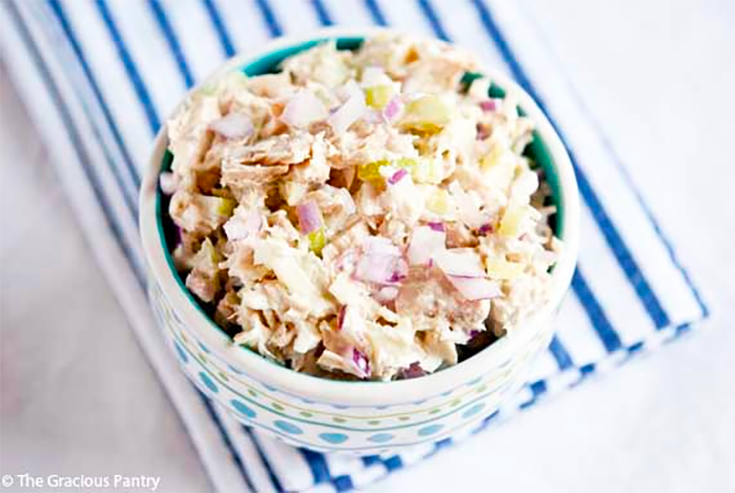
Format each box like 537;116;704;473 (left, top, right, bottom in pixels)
140;27;580;454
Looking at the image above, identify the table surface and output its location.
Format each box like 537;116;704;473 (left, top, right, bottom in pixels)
2;0;734;491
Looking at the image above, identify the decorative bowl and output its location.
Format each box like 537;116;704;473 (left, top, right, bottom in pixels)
139;27;580;454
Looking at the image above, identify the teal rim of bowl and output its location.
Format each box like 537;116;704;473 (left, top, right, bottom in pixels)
155;36;566;382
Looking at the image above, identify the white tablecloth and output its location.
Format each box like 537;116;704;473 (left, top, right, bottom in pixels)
1;0;734;491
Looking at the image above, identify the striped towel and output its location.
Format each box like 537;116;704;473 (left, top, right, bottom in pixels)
0;0;709;491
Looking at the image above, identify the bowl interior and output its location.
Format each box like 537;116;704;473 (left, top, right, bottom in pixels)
155;35;567;379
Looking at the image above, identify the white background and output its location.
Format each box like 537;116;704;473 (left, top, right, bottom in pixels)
1;0;734;491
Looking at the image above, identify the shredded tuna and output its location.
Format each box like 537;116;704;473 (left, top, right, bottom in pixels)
164;34;561;380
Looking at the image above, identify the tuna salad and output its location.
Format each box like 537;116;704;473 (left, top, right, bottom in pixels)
161;35;561;381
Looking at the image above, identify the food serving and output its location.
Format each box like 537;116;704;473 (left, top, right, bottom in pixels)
160;34;562;382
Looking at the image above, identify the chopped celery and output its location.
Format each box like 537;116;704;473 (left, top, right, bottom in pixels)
485;257;525;279
216;197;237;216
357;157;423;188
307;228;327;256
365;85;394;109
481;146;504;170
357;160;388;183
403;95;451;132
196;194;236;219
498;205;527;238
426;189;451;215
411;158;443;184
395;157;418;173
357;156;443;188
357;160;390;189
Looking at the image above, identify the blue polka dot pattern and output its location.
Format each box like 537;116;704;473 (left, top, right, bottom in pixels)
231;400;256;419
319;433;349;444
368;433;394;443
199;372;218;394
174;342;188;363
152;283;518;451
417;424;444;436
274;420;303;435
462;402;486;419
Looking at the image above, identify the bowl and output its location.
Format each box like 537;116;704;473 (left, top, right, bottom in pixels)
139;27;580;454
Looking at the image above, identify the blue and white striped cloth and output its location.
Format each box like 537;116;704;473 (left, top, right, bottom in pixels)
0;1;709;491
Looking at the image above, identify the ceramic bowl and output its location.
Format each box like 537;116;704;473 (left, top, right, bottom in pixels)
140;27;580;454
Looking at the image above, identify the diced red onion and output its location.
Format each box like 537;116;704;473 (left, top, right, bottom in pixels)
434;249;485;278
408;226;446;266
387;259;408;283
296;200;322;234
388;168;408;185
355;252;400;284
477;223;493;235
328;91;366;134
282;90;327;128
468;329;481;339
396;258;408;277
383;96;403;121
399;362;425;379
352;348;371;379
427;221;445;232
159;172;178;195
354;237;405;285
446;276;502;301
245;210;262;233
209;112;253;139
362;236;401;257
479;100;497;112
386;273;406;284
